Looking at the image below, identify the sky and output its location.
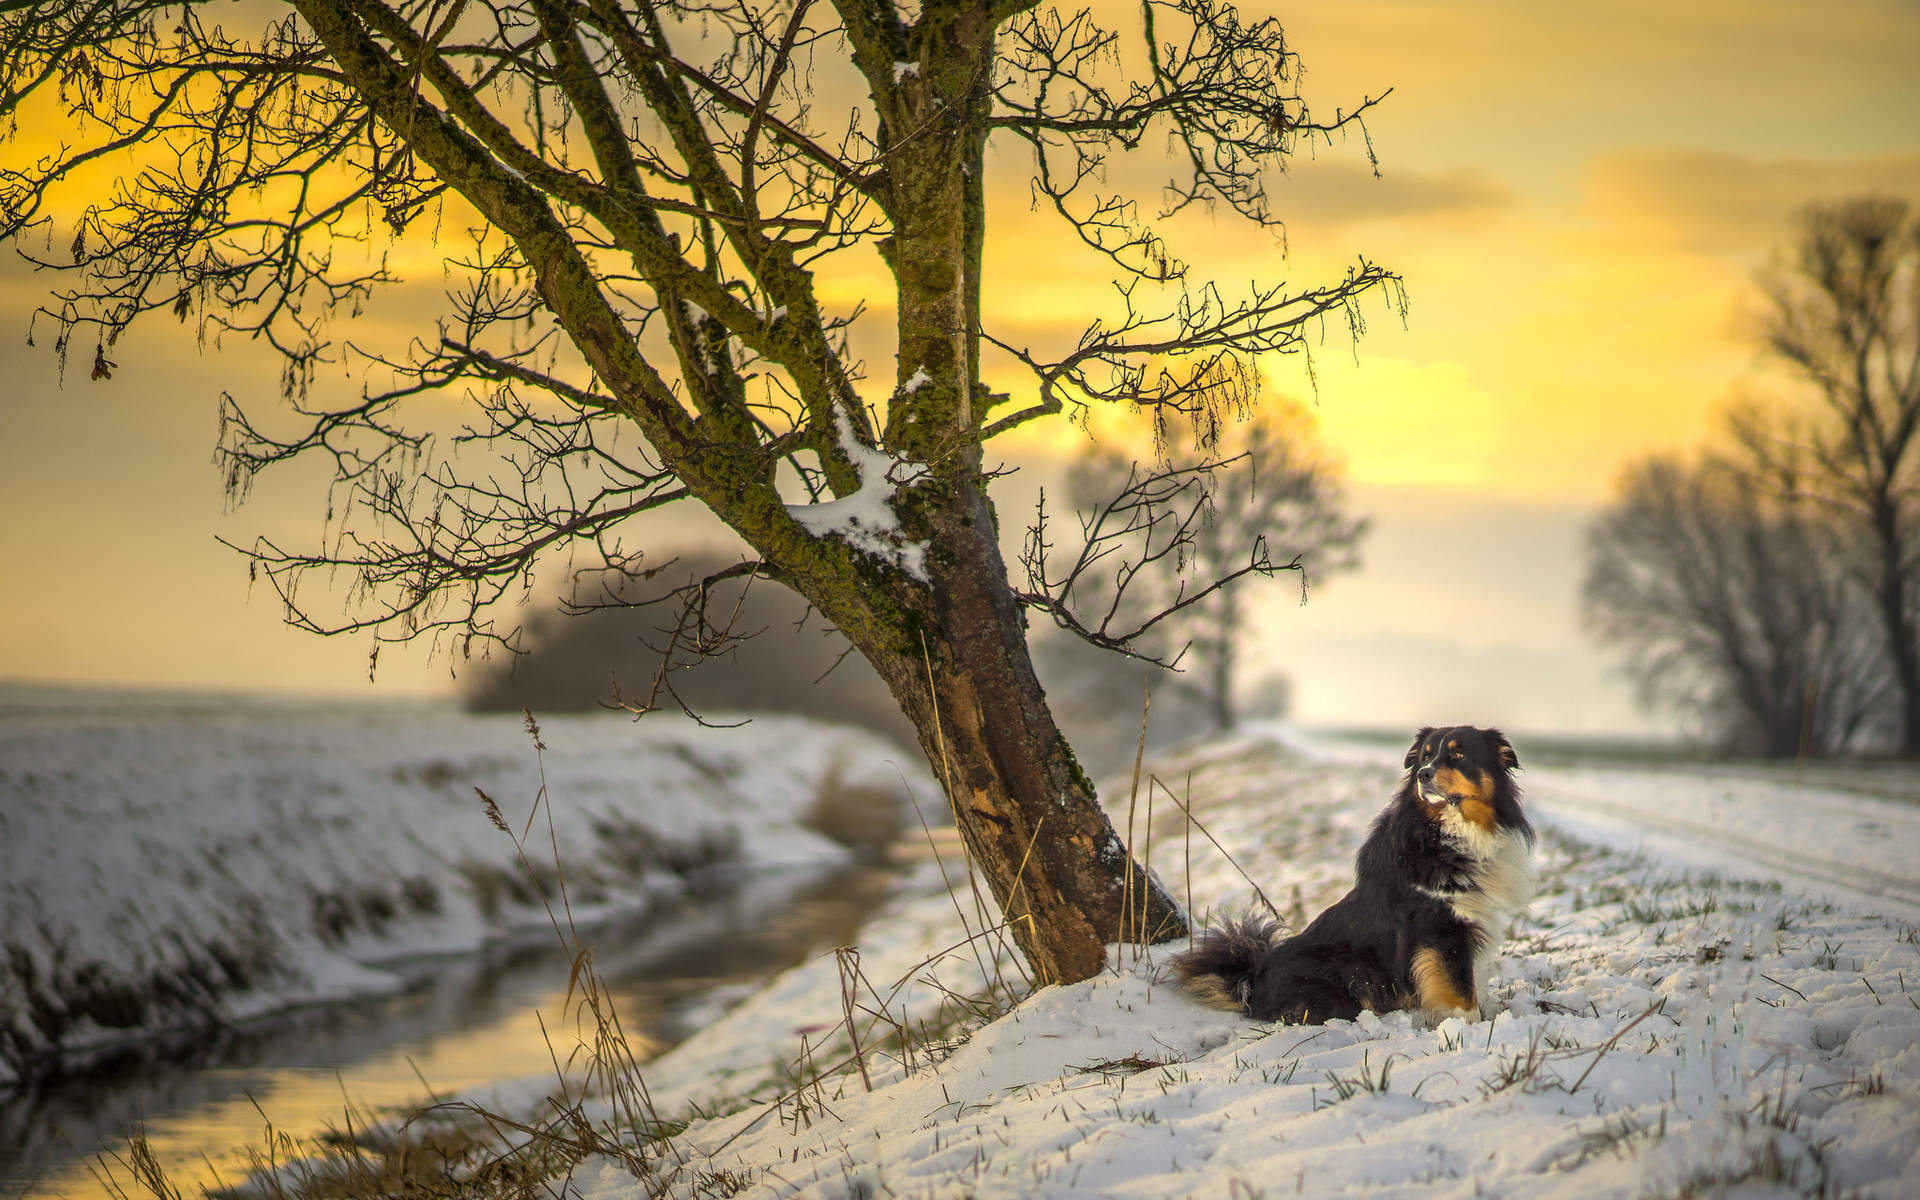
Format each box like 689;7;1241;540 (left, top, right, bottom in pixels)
1;0;1917;735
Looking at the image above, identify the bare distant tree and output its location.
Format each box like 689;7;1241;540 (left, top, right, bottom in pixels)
1583;448;1889;756
2;0;1399;980
1749;197;1920;750
1038;404;1364;732
464;552;917;747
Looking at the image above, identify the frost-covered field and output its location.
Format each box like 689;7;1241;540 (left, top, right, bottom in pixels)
565;731;1920;1200
0;686;927;1087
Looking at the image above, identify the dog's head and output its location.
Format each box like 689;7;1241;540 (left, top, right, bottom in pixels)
1402;726;1524;835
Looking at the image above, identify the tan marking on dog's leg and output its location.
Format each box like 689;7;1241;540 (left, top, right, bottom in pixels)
1413;946;1478;1021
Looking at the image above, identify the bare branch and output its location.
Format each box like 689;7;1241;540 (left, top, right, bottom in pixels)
1016;458;1286;663
994;0;1389;279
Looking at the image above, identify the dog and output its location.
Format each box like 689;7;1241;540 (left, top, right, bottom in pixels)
1172;726;1535;1025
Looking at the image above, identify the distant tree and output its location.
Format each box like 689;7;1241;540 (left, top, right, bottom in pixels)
1583;446;1890;756
1749;197;1920;751
1036;403;1364;732
1;0;1398;981
464;552;917;748
1025;629;1212;780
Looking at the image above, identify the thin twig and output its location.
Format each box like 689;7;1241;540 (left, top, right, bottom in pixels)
1120;669;1152;948
1570;1004;1662;1093
1149;774;1284;924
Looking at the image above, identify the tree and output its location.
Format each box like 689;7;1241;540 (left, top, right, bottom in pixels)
1;0;1396;983
1047;403;1363;731
1752;197;1920;751
463;550;918;748
1582;442;1890;756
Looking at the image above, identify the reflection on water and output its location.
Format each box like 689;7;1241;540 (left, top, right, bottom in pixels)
1;863;895;1199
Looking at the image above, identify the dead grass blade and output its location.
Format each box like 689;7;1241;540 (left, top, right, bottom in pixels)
1149;774;1285;926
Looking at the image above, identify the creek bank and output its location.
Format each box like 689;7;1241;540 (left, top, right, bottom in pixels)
0;690;934;1087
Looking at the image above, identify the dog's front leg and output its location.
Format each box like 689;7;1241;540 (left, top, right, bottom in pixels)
1411;940;1481;1024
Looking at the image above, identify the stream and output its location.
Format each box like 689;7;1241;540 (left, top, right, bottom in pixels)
0;862;896;1199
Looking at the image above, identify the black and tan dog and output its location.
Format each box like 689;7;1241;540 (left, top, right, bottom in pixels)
1173;726;1535;1025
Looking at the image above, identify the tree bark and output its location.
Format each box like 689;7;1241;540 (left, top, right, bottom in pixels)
883;0;1184;978
868;489;1187;984
1870;502;1920;753
759;0;1189;980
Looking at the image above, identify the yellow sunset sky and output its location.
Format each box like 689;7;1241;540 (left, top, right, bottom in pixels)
2;0;1916;734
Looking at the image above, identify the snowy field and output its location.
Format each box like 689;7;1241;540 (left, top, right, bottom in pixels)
545;730;1920;1200
0;686;928;1088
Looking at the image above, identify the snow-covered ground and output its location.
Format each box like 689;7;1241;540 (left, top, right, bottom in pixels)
555;729;1920;1200
0;686;930;1088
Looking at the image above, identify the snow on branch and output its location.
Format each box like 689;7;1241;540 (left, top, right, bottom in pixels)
786;403;932;582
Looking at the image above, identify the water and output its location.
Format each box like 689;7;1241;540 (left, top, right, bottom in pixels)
1;863;895;1199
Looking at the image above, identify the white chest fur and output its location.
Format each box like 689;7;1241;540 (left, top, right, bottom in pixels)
1429;815;1536;1003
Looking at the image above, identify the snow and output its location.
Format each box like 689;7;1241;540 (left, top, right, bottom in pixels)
901;368;932;395
1529;767;1920;913
0;689;929;1086
892;61;920;83
555;730;1920;1200
784;403;931;582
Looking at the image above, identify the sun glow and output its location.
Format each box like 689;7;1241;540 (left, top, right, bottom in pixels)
1;0;1915;701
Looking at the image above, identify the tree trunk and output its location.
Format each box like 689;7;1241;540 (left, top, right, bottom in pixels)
761;478;1189;986
766;0;1187;982
1879;558;1920;755
1866;495;1920;754
861;487;1188;983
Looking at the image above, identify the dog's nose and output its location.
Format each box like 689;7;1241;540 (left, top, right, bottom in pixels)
1418;765;1435;781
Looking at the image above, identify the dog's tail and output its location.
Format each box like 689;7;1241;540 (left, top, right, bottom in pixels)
1169;916;1285;1014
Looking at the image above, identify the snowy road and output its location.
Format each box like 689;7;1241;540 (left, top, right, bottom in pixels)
1525;765;1920;918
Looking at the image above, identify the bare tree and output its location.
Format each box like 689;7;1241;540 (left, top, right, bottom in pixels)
1;0;1397;982
1752;197;1920;751
1039;404;1363;731
1583;445;1890;757
463;551;918;746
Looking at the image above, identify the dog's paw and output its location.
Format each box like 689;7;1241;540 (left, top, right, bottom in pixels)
1414;1004;1480;1030
1431;1015;1472;1047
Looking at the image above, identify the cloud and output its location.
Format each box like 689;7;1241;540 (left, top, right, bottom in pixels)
1584;150;1920;257
1285;0;1919;158
1269;158;1514;232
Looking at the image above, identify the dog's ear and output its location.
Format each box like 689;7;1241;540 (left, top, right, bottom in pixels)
1404;726;1435;769
1491;730;1519;771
